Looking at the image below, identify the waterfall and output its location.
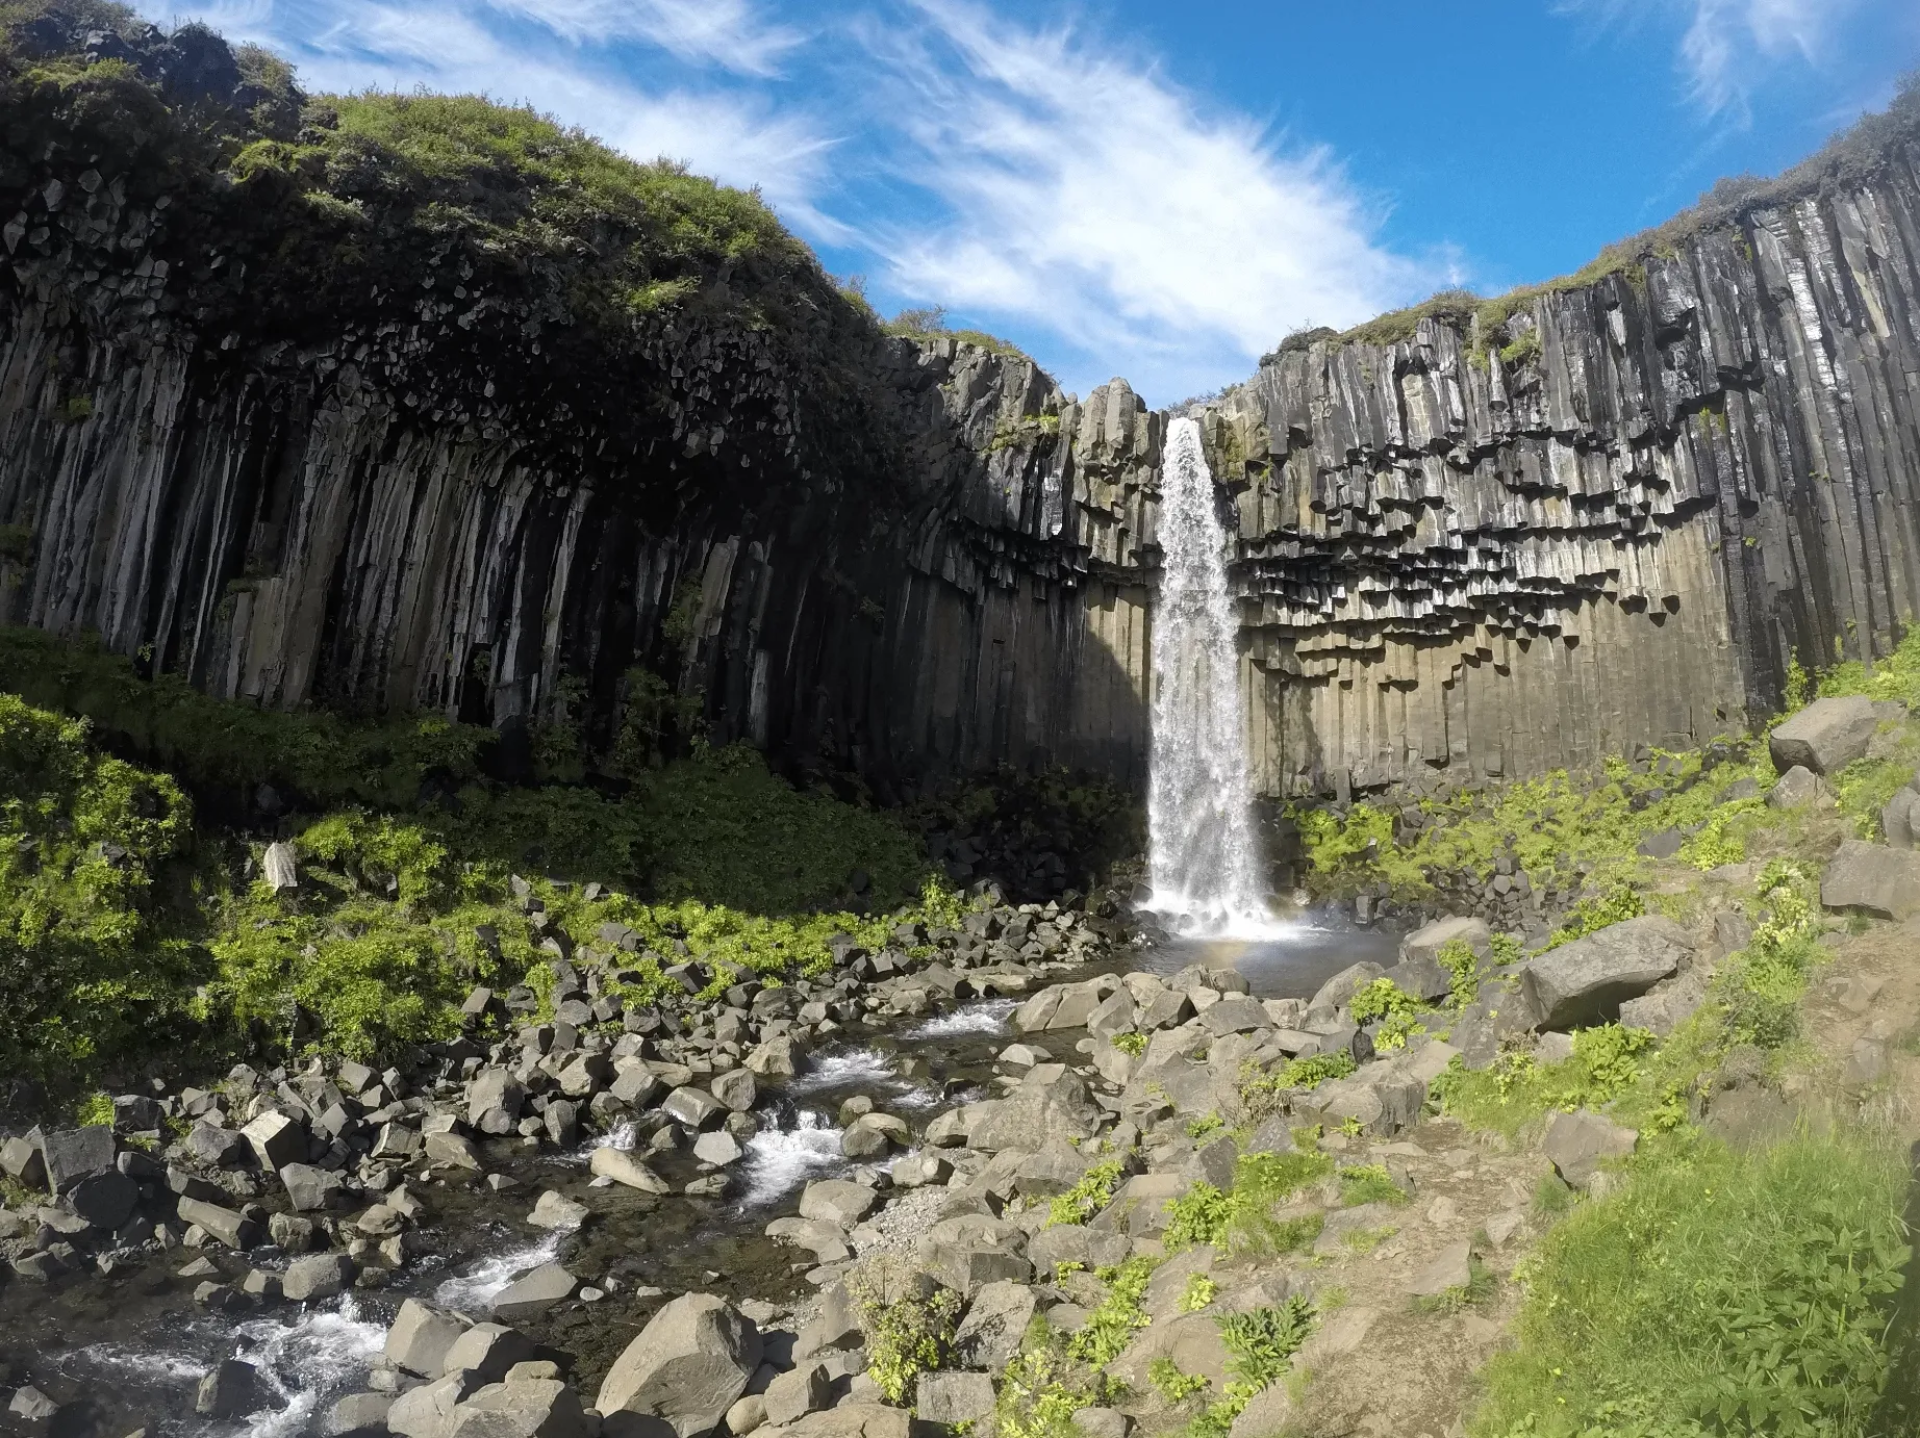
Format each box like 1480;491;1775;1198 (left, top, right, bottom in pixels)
1146;416;1276;938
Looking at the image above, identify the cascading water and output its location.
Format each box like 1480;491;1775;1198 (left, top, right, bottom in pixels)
1146;416;1278;938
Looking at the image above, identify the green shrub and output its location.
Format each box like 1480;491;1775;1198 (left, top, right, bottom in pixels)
1471;1131;1908;1436
1112;1031;1147;1057
1430;1025;1656;1139
1149;1358;1209;1403
1436;937;1480;1008
1068;1258;1155;1367
1165;1151;1334;1256
1349;977;1418;1025
1183;1299;1319;1438
1179;1274;1218;1313
1547;886;1644;949
850;1259;962;1406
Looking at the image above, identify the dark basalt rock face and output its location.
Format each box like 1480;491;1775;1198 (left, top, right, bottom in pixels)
0;12;1916;801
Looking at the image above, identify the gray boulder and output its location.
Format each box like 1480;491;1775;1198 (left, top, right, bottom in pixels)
327;1392;395;1437
67;1170;137;1230
1307;961;1386;1015
1769;696;1878;775
662;1087;727;1130
1399;915;1490;965
1822;840;1920;920
284;1252;356;1303
1519;917;1691;1029
386;1298;471;1378
528;1190;589;1232
951;1279;1037;1369
1768;765;1833;809
196;1359;264;1418
31;1124;115;1193
491;1263;579;1323
281;1162;348;1212
388;1370;485;1438
953;1065;1101;1152
1883;788;1920;849
467;1070;526;1131
443;1324;540;1385
589;1147;672;1193
772;1404;913;1438
446;1378;593;1438
242;1111;307;1172
917;1213;1031;1296
186;1122;251;1168
1407;1240;1474;1298
710;1068;758;1113
595;1293;763;1435
177;1195;256;1249
798;1179;879;1228
916;1371;995;1424
762;1362;832;1426
1542;1110;1637;1189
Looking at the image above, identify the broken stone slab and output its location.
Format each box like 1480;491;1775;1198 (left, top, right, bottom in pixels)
176;1196;257;1249
770;1402;913;1438
957;1065;1102;1152
1618;969;1711;1038
280;1162;348;1212
1541;1109;1637;1189
327;1392;394;1437
1822;840;1920;920
766;1216;853;1265
1399;915;1491;966
197;1359;264;1418
425;1131;483;1172
596;1292;763;1436
917;1213;1032;1296
1518;916;1691;1029
662;1086;727;1130
1769;696;1879;776
710;1068;758;1112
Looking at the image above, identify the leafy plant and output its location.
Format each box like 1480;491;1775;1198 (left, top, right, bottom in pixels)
1149;1358;1209;1403
1112;1031;1147;1057
1350;977;1419;1025
1179;1274;1219;1313
1547;886;1645;949
1164;1151;1334;1256
1067;1258;1155;1367
849;1259;963;1405
1047;1160;1123;1228
1437;937;1481;1008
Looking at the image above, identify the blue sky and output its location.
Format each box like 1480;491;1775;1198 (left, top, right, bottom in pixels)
153;0;1920;406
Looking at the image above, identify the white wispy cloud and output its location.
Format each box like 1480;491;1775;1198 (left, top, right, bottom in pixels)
850;3;1426;403
152;0;835;219
485;0;802;76
1567;0;1856;115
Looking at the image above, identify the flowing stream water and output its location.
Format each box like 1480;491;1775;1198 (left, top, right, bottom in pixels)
1145;415;1279;939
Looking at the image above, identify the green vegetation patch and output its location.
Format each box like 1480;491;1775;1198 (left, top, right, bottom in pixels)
1472;1130;1909;1437
1164;1150;1334;1256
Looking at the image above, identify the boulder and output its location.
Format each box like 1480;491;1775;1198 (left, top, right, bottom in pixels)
798;1179;879;1228
187;1121;251;1168
1769;696;1878;775
284;1252;356;1303
596;1293;763;1436
491;1263;579;1322
1199;995;1272;1036
951;1279;1037;1369
446;1378;593;1438
590;1147;672;1194
468;1070;527;1130
662;1087;727;1131
264;840;300;892
917;1214;1031;1296
177;1195;256;1249
1399;916;1490;966
424;1132;484;1171
1074;1409;1133;1438
710;1069;758;1113
773;1404;912;1438
327;1392;395;1437
727;1395;768;1437
1518;917;1691;1029
694;1131;744;1166
31;1125;116;1196
8;1388;59;1422
955;1065;1101;1152
242;1111;307;1172
528;1190;589;1231
0;1135;46;1188
1767;765;1833;809
916;1371;995;1424
67;1170;137;1230
388;1371;485;1438
1822;840;1920;920
1542;1110;1637;1189
443;1324;540;1385
281;1162;348;1212
1618;970;1711;1038
196;1359;264;1418
745;1038;800;1078
1884;789;1920;849
1307;962;1387;1015
386;1298;472;1378
762;1363;832;1426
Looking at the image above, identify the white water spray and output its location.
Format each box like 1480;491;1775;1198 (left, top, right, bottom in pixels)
1146;416;1278;938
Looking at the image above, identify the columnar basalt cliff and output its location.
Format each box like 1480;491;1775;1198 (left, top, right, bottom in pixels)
1;12;1917;801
